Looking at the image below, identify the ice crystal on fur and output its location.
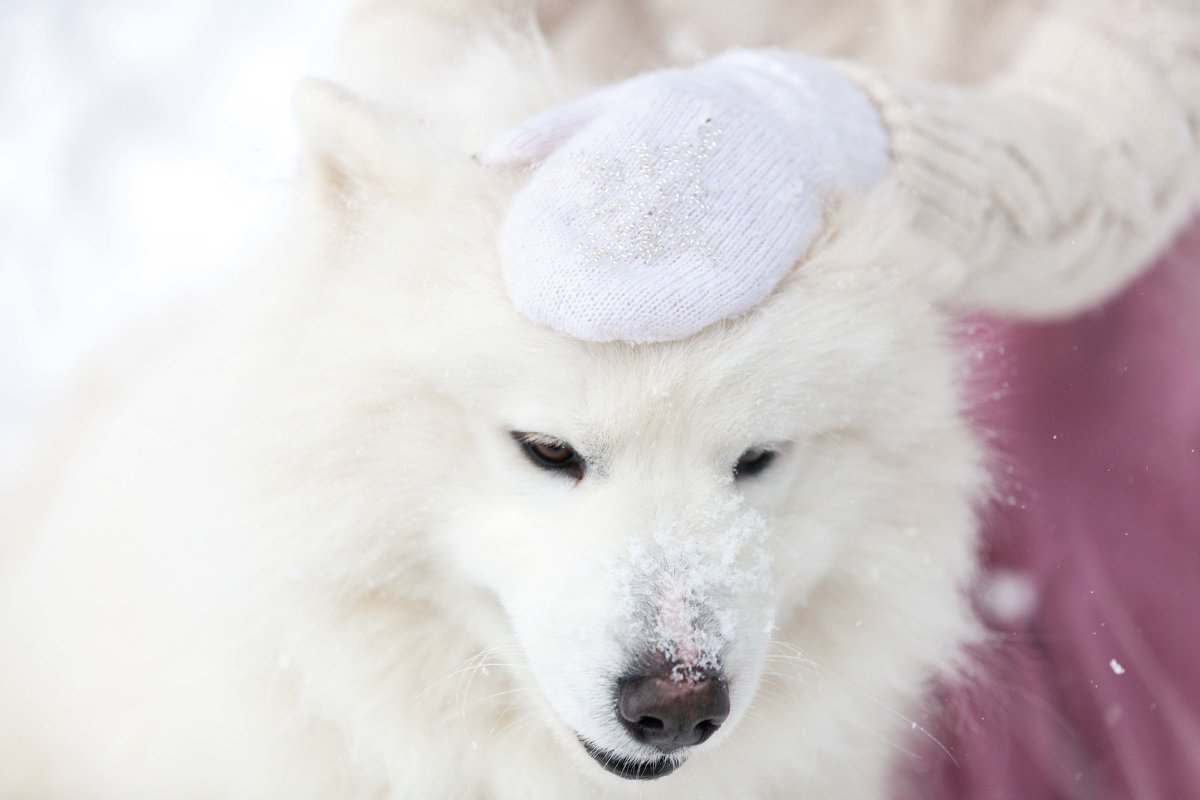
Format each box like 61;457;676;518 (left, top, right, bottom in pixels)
612;494;771;673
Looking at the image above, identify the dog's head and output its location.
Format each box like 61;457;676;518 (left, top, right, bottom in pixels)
269;79;984;786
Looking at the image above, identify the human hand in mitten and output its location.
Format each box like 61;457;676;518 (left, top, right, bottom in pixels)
479;49;890;342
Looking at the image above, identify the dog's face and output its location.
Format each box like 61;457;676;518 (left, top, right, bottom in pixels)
284;81;982;787
384;269;968;783
415;261;967;781
443;338;805;778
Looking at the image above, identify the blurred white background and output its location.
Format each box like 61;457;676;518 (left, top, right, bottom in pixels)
0;0;346;477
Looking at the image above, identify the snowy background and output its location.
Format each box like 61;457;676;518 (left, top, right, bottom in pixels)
0;0;346;479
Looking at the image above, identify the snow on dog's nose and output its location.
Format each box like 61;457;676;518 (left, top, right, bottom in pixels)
516;494;773;781
617;658;730;753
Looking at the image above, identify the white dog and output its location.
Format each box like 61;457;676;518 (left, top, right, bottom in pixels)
0;6;988;798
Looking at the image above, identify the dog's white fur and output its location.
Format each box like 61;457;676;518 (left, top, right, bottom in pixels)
0;5;987;798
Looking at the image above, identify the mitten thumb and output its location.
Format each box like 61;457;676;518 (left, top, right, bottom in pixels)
477;86;617;166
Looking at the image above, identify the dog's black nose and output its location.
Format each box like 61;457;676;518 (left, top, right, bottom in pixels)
616;666;730;753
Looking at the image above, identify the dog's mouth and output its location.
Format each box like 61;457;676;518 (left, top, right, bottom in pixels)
579;738;681;780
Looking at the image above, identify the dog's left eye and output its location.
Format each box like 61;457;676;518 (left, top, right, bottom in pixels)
512;433;585;480
734;447;776;479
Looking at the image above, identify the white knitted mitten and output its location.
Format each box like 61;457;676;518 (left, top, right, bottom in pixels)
480;49;890;342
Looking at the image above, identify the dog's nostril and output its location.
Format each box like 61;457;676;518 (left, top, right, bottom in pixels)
616;665;730;754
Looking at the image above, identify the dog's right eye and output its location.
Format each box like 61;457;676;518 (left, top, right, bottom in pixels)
511;433;585;480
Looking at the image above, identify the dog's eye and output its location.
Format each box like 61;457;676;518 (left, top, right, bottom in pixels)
512;433;584;480
528;440;575;464
734;447;776;479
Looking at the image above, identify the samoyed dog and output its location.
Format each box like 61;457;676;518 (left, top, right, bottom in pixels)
0;3;986;798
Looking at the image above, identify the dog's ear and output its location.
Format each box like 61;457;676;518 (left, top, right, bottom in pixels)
293;78;417;204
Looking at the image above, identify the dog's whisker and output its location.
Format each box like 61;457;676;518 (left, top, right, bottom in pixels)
794;652;959;768
414;636;528;701
492;708;542;741
459;686;540;714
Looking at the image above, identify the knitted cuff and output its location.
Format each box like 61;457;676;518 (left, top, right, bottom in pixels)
832;62;997;260
833;9;1194;269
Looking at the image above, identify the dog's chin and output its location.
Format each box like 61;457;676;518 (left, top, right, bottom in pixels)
579;738;682;781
